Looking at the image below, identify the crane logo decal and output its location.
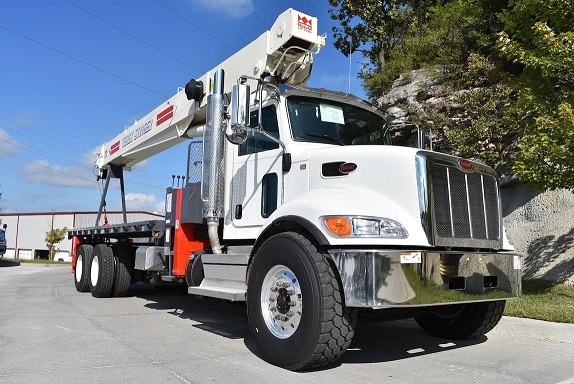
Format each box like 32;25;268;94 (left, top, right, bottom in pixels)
157;105;174;126
298;15;312;33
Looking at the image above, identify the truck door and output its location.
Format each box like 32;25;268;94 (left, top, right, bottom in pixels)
231;104;283;231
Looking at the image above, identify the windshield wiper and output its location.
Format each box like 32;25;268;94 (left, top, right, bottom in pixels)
305;133;345;146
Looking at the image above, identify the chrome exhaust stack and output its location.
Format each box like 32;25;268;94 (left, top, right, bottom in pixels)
202;69;226;254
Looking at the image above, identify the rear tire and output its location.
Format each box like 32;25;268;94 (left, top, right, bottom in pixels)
246;231;357;371
74;244;93;292
415;300;506;340
111;243;133;297
90;244;115;298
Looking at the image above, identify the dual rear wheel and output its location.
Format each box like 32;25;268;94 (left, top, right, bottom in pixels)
74;242;133;298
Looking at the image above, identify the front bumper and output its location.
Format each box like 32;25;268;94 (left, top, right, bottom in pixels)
328;249;522;308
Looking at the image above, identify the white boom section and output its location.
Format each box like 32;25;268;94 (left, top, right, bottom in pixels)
95;8;325;171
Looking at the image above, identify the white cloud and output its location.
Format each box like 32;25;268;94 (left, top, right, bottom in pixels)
22;160;96;188
319;74;347;88
187;0;254;19
84;145;103;167
0;129;21;157
131;159;148;170
125;192;165;214
14;111;38;127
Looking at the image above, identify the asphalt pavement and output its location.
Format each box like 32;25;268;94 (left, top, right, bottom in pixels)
1;263;573;383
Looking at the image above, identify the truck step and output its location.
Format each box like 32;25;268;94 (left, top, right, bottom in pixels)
187;253;249;301
188;285;246;301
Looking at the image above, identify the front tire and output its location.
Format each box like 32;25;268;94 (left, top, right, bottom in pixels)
246;232;356;371
74;244;93;292
90;244;115;298
415;300;506;340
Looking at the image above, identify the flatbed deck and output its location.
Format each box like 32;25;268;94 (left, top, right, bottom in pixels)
67;220;165;239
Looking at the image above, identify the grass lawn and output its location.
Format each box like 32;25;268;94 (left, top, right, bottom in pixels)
505;279;574;324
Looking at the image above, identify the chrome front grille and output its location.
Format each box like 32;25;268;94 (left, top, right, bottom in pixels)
417;152;502;249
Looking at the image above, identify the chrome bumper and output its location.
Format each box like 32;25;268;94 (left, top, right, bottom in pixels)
328;249;522;308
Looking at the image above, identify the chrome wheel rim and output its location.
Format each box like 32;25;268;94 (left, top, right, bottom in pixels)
75;254;83;283
260;264;302;339
91;255;99;286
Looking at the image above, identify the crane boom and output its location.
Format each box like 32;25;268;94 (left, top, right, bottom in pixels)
95;8;325;172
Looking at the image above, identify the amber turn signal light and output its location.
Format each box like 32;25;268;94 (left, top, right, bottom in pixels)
324;217;352;237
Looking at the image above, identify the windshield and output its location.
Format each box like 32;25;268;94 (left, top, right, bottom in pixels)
0;230;5;242
287;96;391;146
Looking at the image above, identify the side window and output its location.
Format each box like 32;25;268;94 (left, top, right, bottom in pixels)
261;173;278;217
239;105;279;156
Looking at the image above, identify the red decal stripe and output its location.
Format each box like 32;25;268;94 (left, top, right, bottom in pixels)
156;105;174;126
110;141;120;155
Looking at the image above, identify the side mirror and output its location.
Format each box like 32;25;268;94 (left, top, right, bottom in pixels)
2;224;6;229
227;83;250;145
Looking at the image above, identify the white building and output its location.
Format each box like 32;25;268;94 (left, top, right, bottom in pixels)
0;211;163;261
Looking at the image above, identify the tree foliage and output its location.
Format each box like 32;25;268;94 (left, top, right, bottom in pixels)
447;84;520;172
329;0;439;98
329;0;574;190
497;0;574;189
45;227;67;261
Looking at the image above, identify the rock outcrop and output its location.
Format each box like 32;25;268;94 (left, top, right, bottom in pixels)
378;69;574;285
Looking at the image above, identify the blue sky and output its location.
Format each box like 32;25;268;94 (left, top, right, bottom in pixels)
0;0;366;214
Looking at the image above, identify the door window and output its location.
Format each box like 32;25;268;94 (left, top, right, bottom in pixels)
239;105;279;156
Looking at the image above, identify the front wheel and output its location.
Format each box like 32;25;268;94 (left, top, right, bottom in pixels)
246;232;357;371
415;300;506;340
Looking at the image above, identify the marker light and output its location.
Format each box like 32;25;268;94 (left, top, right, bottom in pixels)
324;217;352;236
458;159;474;171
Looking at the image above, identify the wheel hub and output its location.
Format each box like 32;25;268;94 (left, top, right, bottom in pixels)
276;287;291;314
261;265;302;339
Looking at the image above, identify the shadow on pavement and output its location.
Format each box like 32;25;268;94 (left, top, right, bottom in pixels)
130;282;487;368
0;259;21;267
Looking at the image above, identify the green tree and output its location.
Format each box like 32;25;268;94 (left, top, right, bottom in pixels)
446;83;520;172
331;0;574;191
497;0;574;189
330;0;509;97
328;0;439;97
514;104;574;189
45;227;67;261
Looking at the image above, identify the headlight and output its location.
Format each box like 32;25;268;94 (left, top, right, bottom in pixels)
322;216;408;238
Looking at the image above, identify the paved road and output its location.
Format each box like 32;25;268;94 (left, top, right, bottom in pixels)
1;263;573;384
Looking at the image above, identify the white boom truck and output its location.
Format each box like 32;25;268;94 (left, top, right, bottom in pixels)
68;8;521;370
